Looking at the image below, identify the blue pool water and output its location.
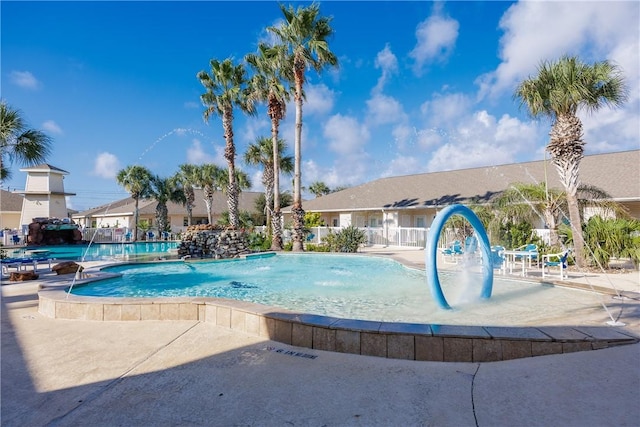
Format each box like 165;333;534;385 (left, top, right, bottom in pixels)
9;242;178;262
70;253;604;325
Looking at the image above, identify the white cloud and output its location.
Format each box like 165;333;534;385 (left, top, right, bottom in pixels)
420;93;472;127
303;83;335;116
323;114;369;156
422;110;543;172
380;155;423;178
10;70;40;90
41;120;63;135
474;0;639;155
409;4;459;76
373;44;398;93
186;139;223;165
365;93;407;126
477;1;639;101
93;152;120;179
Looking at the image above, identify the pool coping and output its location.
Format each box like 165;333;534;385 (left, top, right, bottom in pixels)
37;263;640;362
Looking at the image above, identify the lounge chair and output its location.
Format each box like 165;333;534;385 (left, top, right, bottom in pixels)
542;250;570;280
1;258;25;275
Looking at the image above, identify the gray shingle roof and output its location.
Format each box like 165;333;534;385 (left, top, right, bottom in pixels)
73;189;262;217
291;150;640;213
0;189;24;212
18;163;70;174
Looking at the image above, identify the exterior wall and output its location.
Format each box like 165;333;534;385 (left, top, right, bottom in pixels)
24;172;50;193
48;194;69;219
20;196;50;226
0;212;21;230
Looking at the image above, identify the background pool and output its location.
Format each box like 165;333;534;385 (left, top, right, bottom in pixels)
70;253;608;326
9;241;178;262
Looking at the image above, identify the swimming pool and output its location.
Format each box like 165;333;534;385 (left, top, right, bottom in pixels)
10;242;179;262
70;253;610;326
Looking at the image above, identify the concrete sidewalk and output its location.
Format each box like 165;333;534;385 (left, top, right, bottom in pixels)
2;249;639;426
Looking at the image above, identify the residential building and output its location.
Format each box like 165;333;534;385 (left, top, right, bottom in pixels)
72;189;263;235
283;150;639;243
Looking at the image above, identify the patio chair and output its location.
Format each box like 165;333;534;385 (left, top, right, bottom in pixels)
11;235;20;245
441;240;463;264
542;250;570;280
490;246;506;275
514;243;538;266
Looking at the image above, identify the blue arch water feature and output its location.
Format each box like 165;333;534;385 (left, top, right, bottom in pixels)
426;204;493;309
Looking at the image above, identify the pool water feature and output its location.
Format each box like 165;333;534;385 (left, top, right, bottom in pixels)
10;241;179;262
70;253;617;327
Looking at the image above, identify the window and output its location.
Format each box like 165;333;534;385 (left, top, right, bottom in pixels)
416;216;426;228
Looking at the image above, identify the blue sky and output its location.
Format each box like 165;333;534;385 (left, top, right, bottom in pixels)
2;1;639;212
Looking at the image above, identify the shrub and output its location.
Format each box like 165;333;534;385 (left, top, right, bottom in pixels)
322;225;367;253
247;231;271;252
305;243;330;252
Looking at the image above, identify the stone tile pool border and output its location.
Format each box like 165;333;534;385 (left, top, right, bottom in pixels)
38;282;638;363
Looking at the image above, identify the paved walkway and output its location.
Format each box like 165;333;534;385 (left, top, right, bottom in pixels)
2;249;639;426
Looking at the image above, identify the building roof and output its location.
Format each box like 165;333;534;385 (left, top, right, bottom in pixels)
0;189;24;213
72;189;262;218
19;163;70;174
291;150;640;213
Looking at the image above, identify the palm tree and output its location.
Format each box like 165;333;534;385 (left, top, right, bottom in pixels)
246;42;293;250
193;164;226;225
243;136;293;246
493;182;623;247
268;3;338;251
308;181;331;198
197;58;255;229
514;55;627;267
0;101;52;181
148;175;186;235
173;164;198;227
116;165;153;242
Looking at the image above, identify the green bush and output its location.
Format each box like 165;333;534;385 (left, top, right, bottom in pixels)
305;243;330;252
584;216;640;268
322;225;367;253
247;231;271;252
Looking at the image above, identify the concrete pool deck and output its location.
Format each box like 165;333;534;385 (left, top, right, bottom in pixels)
2;247;640;426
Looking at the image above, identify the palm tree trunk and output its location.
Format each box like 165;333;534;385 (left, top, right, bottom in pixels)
548;114;586;267
133;198;140;242
204;186;214;225
270;99;284;251
566;193;586;266
292;69;305;251
223;108;239;229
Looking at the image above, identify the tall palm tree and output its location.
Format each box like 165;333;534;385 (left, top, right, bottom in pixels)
493;182;624;247
197;57;255;230
148;175;186;235
243;136;293;246
193;164;226;226
514;55;627;267
246;42;293;250
308;181;331;198
173;164;198;227
268;3;338;251
116;165;153;242
0;101;52;181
